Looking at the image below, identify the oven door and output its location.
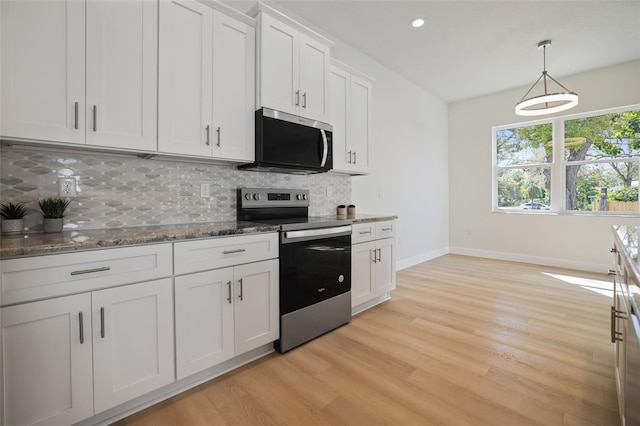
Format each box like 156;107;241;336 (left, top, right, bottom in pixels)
279;226;351;315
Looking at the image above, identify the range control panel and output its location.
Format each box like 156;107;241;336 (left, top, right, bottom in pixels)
238;188;309;208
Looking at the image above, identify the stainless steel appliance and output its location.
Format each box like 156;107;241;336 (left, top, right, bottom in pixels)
238;108;333;174
237;188;351;352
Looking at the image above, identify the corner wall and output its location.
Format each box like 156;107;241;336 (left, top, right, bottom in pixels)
448;60;640;273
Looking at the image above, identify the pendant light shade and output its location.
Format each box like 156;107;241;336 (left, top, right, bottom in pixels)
515;40;578;116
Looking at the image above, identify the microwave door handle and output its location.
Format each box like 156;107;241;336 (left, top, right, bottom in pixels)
320;129;328;167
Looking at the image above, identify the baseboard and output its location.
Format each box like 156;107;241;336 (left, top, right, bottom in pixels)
448;246;610;274
396;247;448;271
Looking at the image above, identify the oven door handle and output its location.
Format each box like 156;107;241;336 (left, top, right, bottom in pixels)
283;225;351;242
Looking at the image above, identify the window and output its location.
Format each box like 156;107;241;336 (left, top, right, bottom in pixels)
493;105;640;215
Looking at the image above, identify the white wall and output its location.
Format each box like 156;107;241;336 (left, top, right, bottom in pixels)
330;43;450;270
448;60;640;273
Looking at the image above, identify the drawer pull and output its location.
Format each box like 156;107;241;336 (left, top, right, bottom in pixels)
608;269;616;276
227;281;232;304
238;278;244;301
381;227;392;231
359;230;372;235
79;312;85;344
223;249;246;255
70;266;111;276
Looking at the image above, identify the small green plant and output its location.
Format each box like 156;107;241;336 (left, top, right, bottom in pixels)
38;197;71;219
0;202;28;219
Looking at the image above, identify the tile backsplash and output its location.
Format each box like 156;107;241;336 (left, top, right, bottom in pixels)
0;146;351;231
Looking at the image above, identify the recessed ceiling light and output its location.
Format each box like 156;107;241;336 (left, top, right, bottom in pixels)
411;18;425;28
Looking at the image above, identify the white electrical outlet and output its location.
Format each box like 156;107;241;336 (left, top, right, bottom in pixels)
58;177;77;197
200;183;211;198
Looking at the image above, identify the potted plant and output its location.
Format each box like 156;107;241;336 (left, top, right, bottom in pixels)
38;197;71;233
0;202;28;234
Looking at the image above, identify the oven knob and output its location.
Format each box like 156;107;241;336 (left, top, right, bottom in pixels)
296;194;303;200
244;193;252;200
253;193;261;201
303;194;308;200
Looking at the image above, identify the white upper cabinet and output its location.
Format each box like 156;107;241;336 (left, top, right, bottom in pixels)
0;0;158;151
85;0;158;151
330;60;373;174
256;8;332;123
1;0;85;144
159;0;255;162
158;0;213;157
212;11;255;162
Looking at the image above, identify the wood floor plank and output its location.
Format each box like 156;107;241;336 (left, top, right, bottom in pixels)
113;254;620;426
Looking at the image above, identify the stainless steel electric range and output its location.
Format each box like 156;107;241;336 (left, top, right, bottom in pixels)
237;188;352;353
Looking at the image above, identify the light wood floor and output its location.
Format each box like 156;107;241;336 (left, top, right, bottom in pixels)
114;254;619;426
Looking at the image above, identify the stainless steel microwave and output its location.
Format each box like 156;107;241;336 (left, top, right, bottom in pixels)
238;108;333;174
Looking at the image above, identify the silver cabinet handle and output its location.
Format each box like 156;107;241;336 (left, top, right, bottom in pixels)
100;307;105;338
372;249;377;263
302;92;307;108
74;102;79;130
610;247;618;253
70;266;111;276
92;105;97;132
216;126;221;147
223;248;246;255
238;278;244;301
353;151;357;165
359;230;372;235
378;248;382;262
611;306;626;343
348;151;352;164
382;227;393;231
295;90;300;106
205;125;210;146
227;281;232;304
608;269;616;276
79;312;85;344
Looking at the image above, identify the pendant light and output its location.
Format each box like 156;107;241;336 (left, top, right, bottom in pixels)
515;40;578;116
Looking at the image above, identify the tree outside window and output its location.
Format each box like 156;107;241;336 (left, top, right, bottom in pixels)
494;107;639;214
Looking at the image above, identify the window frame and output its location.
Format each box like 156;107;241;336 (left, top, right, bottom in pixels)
492;103;640;216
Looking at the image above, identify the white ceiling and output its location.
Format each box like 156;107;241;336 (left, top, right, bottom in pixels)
225;0;640;103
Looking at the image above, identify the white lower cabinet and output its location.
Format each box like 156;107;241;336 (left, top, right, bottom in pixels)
1;294;93;426
351;221;396;310
0;278;174;425
175;258;279;380
92;278;175;413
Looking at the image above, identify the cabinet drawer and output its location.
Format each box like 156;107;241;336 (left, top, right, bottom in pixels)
376;221;395;239
0;244;173;306
352;223;376;244
174;233;278;275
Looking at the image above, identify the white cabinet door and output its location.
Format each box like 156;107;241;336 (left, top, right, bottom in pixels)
0;0;85;144
330;65;350;171
158;0;213;156
375;238;396;295
349;74;372;172
212;11;255;162
234;259;279;355
92;278;174;413
1;294;93;426
299;33;330;122
85;0;157;151
259;14;299;116
351;241;375;308
175;268;235;380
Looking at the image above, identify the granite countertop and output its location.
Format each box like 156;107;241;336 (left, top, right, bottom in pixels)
0;214;397;259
